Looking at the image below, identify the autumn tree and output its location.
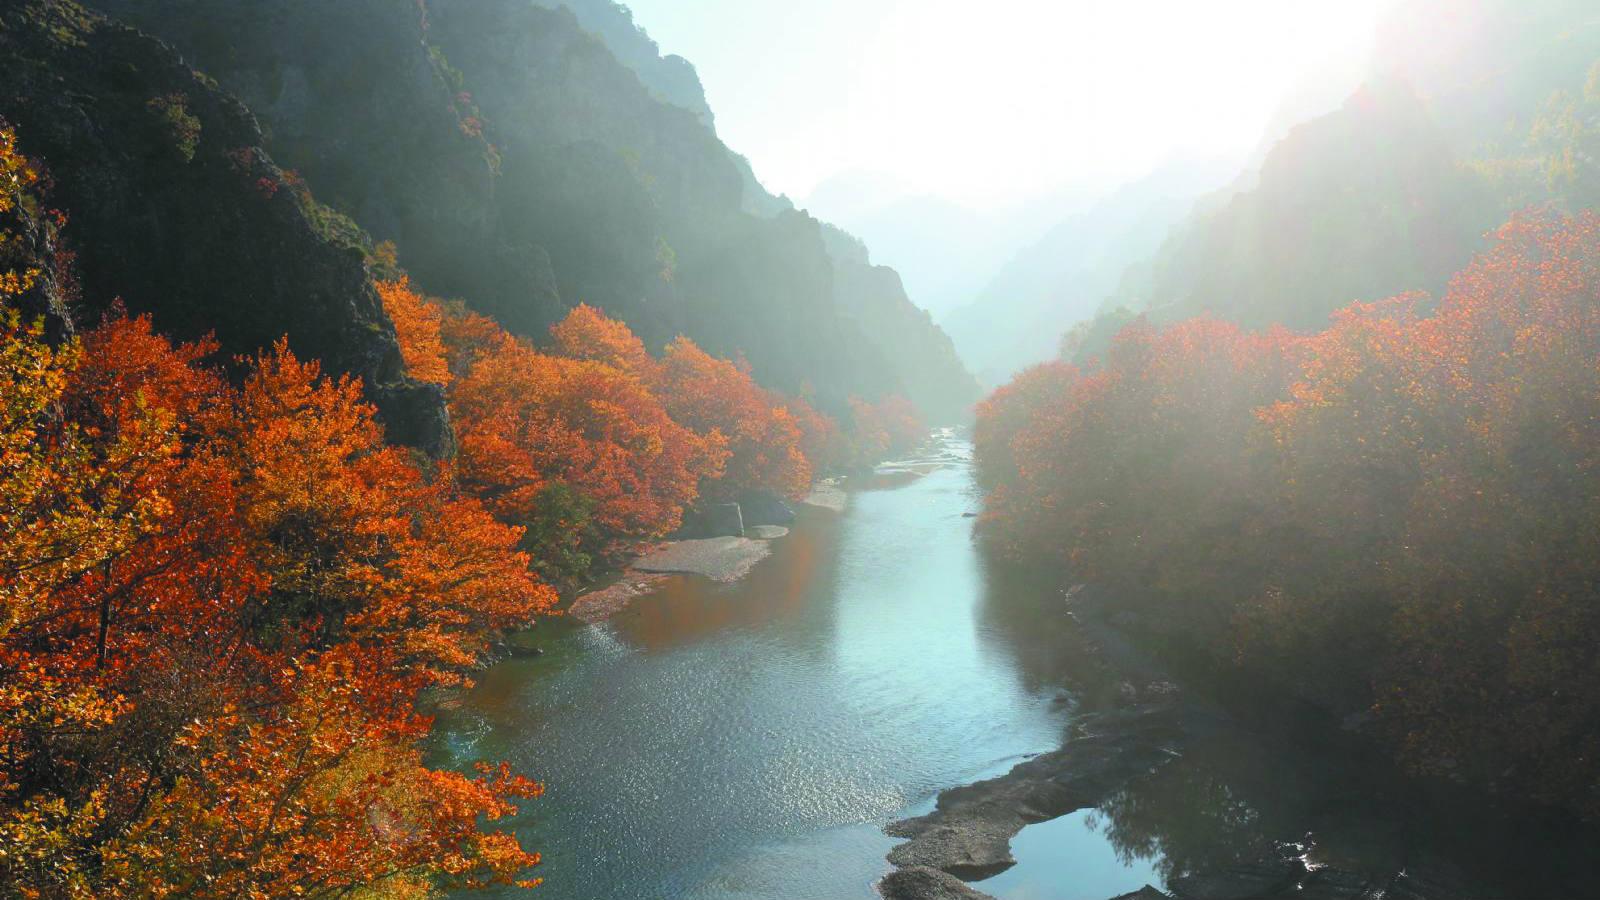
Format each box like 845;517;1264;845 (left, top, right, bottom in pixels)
655;336;810;501
445;310;725;584
973;208;1600;816
2;129;550;894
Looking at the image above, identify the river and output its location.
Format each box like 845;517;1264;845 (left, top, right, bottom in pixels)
431;432;1599;900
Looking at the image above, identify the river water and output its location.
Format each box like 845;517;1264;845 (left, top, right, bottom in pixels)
432;435;1161;899
432;433;1599;900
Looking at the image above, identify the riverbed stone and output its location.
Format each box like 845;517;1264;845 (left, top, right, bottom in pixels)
803;480;848;512
886;822;1016;879
877;866;998;900
634;537;772;582
746;525;790;540
885;704;1183;881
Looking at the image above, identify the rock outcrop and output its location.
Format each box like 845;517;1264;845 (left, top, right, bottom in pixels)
886;704;1183;880
877;866;998;900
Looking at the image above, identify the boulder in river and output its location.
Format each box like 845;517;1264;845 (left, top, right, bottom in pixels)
885;704;1183;881
877;866;998;900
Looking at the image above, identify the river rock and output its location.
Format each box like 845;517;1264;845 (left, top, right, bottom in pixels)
634;537;772;582
746;525;789;540
886;704;1183;880
878;866;998;900
567;574;670;623
886;822;1017;879
803;481;848;512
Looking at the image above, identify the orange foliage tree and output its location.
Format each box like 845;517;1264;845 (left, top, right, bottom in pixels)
2;128;551;893
654;336;811;501
973;209;1600;815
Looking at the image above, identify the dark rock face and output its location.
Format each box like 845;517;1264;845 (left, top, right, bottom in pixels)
0;0;451;454
678;502;745;539
737;490;796;528
877;866;998;900
0;130;73;342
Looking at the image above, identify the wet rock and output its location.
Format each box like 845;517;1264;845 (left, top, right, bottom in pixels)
567;573;670;623
877;866;997;900
886;704;1183;880
886;822;1016;880
745;525;789;540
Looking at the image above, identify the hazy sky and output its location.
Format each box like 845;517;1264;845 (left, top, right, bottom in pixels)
621;0;1388;208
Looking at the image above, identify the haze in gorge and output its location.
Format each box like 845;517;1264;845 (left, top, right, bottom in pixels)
3;2;1600;900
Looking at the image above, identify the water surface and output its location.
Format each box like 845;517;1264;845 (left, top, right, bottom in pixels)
433;438;1152;899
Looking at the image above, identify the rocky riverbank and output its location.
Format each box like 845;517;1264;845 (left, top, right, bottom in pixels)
566;481;849;623
873;587;1491;900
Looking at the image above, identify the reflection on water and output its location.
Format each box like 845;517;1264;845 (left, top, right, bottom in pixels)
433;438;1096;900
977;809;1162;900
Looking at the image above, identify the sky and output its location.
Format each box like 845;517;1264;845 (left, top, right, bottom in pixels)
620;0;1389;209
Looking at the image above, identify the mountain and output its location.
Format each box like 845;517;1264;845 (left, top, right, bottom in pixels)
941;159;1235;385
1113;79;1501;331
801;171;1091;321
1100;0;1600;336
89;0;979;422
530;0;715;129
0;0;451;453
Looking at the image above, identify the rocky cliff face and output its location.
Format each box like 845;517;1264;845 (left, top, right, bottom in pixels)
529;0;716;129
822;224;981;420
1;0;451;453
90;0;979;422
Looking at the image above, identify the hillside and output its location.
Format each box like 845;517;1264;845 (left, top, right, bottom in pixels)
91;0;979;422
1099;0;1600;337
0;0;451;452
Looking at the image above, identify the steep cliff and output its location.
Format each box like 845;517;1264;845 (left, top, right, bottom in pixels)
92;0;979;421
530;0;715;129
0;0;451;452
